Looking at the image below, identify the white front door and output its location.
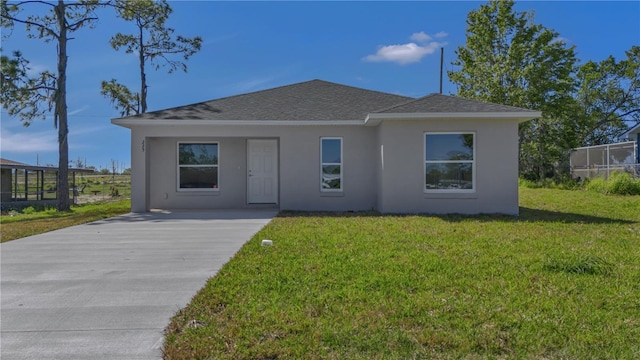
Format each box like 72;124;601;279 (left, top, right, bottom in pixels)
247;139;278;204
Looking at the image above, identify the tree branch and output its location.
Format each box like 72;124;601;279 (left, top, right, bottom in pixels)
67;16;98;31
27;85;56;92
13;1;55;7
618;108;640;119
1;14;59;39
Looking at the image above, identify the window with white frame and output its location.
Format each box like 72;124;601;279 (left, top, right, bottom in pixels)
425;133;474;191
178;142;219;190
321;137;342;191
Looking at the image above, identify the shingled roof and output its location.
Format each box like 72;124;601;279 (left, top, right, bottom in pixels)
0;158;29;166
373;93;536;114
115;79;540;123
121;80;413;121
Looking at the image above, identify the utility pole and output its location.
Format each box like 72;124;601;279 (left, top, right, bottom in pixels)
439;47;444;94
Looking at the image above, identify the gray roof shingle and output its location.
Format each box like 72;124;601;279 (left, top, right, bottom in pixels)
373;93;538;114
116;80;539;122
122;79;413;121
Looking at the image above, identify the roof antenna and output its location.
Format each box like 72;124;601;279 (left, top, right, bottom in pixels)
439;47;444;94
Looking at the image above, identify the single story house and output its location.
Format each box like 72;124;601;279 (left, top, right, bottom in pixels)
112;79;541;215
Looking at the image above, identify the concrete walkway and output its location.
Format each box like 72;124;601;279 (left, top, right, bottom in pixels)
1;210;277;360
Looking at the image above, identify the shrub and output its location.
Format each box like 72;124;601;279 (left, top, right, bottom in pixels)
21;206;36;215
585;177;607;194
586;172;640;195
607;172;640;195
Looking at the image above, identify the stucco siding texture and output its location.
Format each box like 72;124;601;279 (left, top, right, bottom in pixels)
377;119;520;215
139;126;377;212
129;120;520;215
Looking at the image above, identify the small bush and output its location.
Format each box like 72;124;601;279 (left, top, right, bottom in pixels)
21;206;37;215
585;177;607;193
607;172;640;195
586;172;640;195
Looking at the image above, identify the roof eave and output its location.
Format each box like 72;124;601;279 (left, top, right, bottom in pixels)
111;119;365;127
622;122;640;139
364;111;542;126
112;111;543;128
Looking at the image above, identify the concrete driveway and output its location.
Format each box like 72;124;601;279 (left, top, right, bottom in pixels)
1;210;277;360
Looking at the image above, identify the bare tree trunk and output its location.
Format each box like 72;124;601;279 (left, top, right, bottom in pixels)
139;26;147;113
55;0;70;211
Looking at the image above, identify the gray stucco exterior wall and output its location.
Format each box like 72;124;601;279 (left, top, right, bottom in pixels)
376;118;520;215
128;118;520;215
130;125;378;212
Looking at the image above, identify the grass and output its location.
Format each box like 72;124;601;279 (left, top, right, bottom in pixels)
0;199;131;242
519;172;640;195
78;174;131;197
164;187;640;359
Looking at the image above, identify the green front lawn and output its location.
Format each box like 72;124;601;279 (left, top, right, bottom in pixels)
0;199;131;242
164;188;640;359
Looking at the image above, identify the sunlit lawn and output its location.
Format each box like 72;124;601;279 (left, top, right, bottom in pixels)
0;199;131;242
164;188;640;359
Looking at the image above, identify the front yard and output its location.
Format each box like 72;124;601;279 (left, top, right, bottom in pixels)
0;199;131;242
164;188;640;359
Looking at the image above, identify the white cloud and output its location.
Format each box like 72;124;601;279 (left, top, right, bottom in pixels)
68;105;89;116
0;126;58;153
410;31;432;43
434;31;448;38
363;43;430;65
363;31;449;65
0;121;108;156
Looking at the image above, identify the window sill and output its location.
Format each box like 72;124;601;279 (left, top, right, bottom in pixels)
320;191;345;197
176;190;221;197
423;191;477;199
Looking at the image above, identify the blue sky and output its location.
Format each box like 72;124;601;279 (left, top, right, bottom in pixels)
1;1;638;170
